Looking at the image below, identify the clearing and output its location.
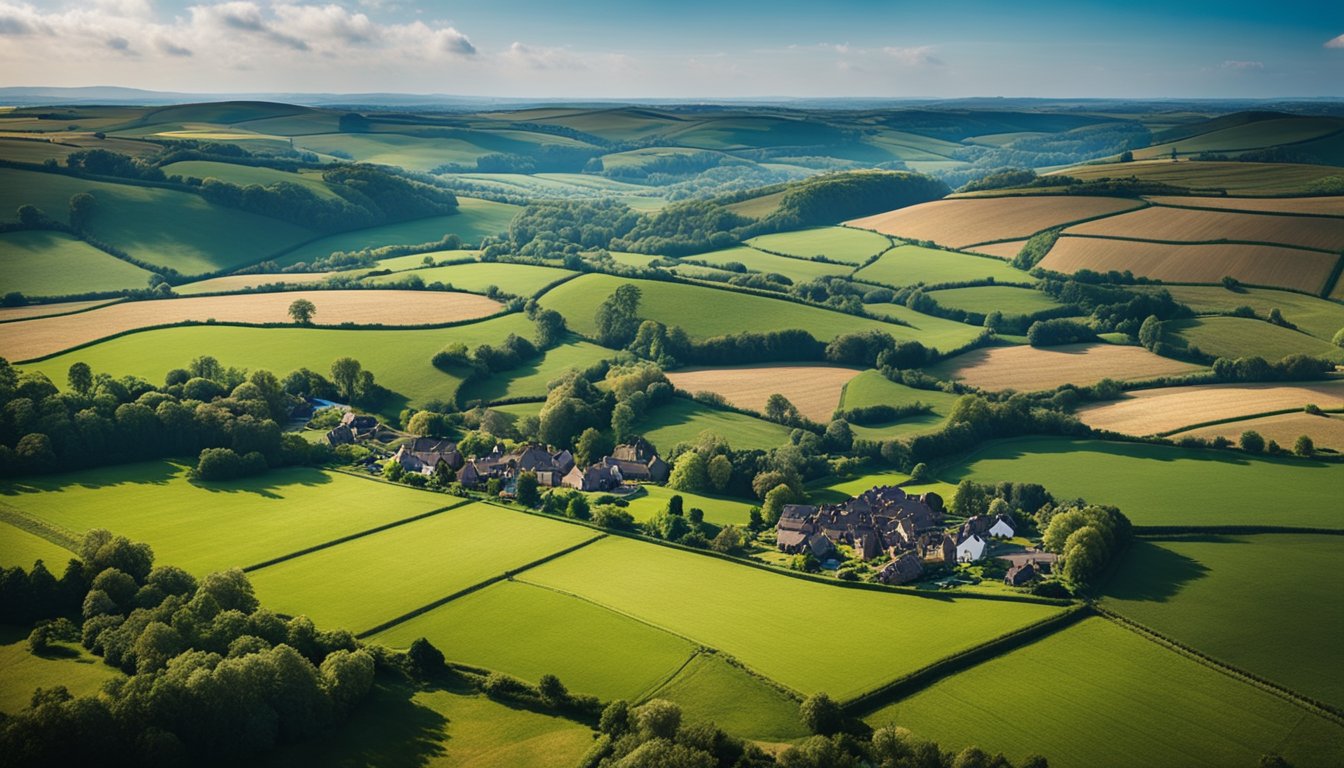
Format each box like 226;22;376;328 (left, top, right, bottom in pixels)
664;364;861;422
927;343;1205;392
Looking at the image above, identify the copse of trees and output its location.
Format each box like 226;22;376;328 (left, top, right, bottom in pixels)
1211;354;1334;383
767;170;950;229
1038;502;1131;589
1026;318;1097;347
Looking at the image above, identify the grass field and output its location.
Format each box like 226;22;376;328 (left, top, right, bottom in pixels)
838;370;962;440
1104;534;1344;707
725;189;788;219
927;343;1205;392
1169;317;1344;362
808;470;913;505
275;198;521;265
366;261;576;297
925;285;1062;316
1144;195;1344;217
1;290;504;362
1146;285;1344;343
24;312;537;418
1170;412;1344;452
1039;236;1340;295
171;271;347;296
942;436;1344;528
1052;159;1344;196
686;246;854;283
1135;115;1344;159
0;462;456;575
865;617;1344;768
249;502;597;632
161;161;341;199
852;244;1030;288
845;196;1143;248
0;521;74;569
640;397;793;453
664;364;860;422
615;484;757;527
745;227;893;265
537;273;913;342
0;167;316;275
1065;206;1344;253
519;535;1066;699
643;652;808;740
375;579;694;701
0;631;121;716
458;340;613;404
0;231;155;298
1075;380;1344;436
856;302;988;353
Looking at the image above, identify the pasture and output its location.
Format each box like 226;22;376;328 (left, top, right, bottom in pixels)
1145;285;1344;343
685;246;854;283
664;364;861;422
519;535;1067;699
0;231;155;298
249;502;598;633
366;261;576;297
1104;534;1344;707
645;652;808;740
1134;115;1344;159
1170;412;1344;452
925;285;1063;316
1053;159;1344;196
1169;317;1344;362
274;198;521;265
845;196;1143;248
857;302;987;353
745;227;893;264
838;370;962;440
927;343;1205;392
171;271;344;296
942;436;1344;528
1076;380;1344;436
160;161;341;199
617;484;757;527
852;244;1030;288
640;397;793;453
808;471;913;505
0;462;454;575
0;633;121;716
1065;205;1344;253
374;579;695;702
0;290;504;363
0;521;73;569
458;340;613;404
865;617;1344;768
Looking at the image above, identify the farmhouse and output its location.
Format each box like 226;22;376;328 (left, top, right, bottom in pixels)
876;552;925;585
1005;561;1041;586
988;514;1017;539
456;443;575;488
391;438;463;476
957;534;988;563
326;412;380;446
561;440;669;491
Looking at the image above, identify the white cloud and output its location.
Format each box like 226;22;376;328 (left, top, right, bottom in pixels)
1326;34;1344;49
1221;60;1263;70
882;45;943;67
504;41;586;70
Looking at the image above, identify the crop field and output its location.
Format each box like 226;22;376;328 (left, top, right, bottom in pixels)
838;370;962;440
0;290;504;362
366;261;577;297
0;230;156;298
171;271;346;296
925;285;1063;316
23;312;537;417
1143;285;1344;343
967;239;1027;259
520;536;1066;699
160;161;341;199
537;273;913;342
942;436;1344;528
0;634;121;716
1169;317;1344;362
1143;195;1344;217
375;579;695;702
1053;159;1344;196
1039;236;1339;295
249;502;598;633
1104;534;1344;706
686;246;854;283
643;652;808;740
1065;205;1344;253
664;364;860;422
928;343;1205;392
852;244;1030;288
615;484;757;527
845;196;1143;248
865;617;1344;768
0;520;73;568
744;227;893;264
0;167;316;275
1075;381;1344;436
0;299;118;324
0;462;455;575
640;397;793;453
1170;411;1344;452
458;340;613;404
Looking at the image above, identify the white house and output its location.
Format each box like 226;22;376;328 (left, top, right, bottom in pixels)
957;534;988;563
988;515;1016;539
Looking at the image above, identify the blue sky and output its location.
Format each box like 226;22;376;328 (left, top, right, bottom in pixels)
0;0;1341;97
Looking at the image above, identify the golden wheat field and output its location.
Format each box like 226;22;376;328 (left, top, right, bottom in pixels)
1170;412;1344;451
1076;380;1344;436
1143;196;1344;217
968;240;1027;260
1065;205;1344;252
664;364;862;422
1037;237;1340;294
844;196;1143;248
0;290;503;361
927;343;1205;392
0;299;120;324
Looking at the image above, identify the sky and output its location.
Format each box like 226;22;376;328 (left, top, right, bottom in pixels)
0;0;1342;98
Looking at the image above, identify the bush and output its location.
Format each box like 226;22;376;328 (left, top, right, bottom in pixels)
192;448;267;481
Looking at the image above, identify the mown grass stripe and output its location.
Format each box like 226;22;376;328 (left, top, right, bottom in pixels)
0;502;81;551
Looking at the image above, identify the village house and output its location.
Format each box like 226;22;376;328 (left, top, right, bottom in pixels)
988;514;1017;539
391;438;463;476
876;552;924;585
456;443;574;488
560;440;669;492
773;485;944;562
956;534;988;563
1005;561;1041;586
326;412;379;446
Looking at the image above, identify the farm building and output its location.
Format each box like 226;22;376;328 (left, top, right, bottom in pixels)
562;463;622;492
391;438;463;476
957;535;988;563
988;514;1016;539
1005;561;1041;586
561;440;669;491
877;552;925;585
326;413;380;446
457;443;575;488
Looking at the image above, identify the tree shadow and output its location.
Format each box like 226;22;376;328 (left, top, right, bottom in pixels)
1102;538;1214;603
188;465;337;498
0;459;180;497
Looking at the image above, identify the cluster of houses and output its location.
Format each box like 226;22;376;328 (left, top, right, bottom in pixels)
325;412;382;445
775;485;1033;587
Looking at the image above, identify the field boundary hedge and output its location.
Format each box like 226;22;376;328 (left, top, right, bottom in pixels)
1148;198;1344;221
1157;406;1344;437
1060;231;1342;256
0;298;126;326
956;198;1151;250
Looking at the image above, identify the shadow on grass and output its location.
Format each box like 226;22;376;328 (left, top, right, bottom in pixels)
0;459;180;497
1102;538;1212;603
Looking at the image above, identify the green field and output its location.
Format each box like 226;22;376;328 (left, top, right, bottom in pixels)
839;370;964;440
161;161;341;199
1150;285;1344;344
643;652;808;740
0;521;74;569
366;261;576;297
458;340;613;404
641;397;793;453
375;579;694;701
1103;534;1344;707
926;285;1063;316
857;302;988;353
865;617;1344;768
249;502;598;632
1169;316;1344;362
853;244;1031;289
0;231;155;298
520;536;1066;699
686;245;854;283
808;470;912;504
0;462;455;575
538;273;917;342
1137;116;1344;159
275;198;522;265
25;312;536;418
942;437;1344;528
745;227;893;265
0;167;317;276
615;484;757;527
0;631;121;715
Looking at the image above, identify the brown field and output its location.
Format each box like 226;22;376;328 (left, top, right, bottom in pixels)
664;364;861;421
1144;196;1344;218
1076;380;1344;436
844;196;1143;249
1170;412;1344;451
172;272;345;296
968;240;1027;260
1065;206;1344;252
0;299;119;324
0;290;503;362
1038;237;1340;294
927;343;1205;392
